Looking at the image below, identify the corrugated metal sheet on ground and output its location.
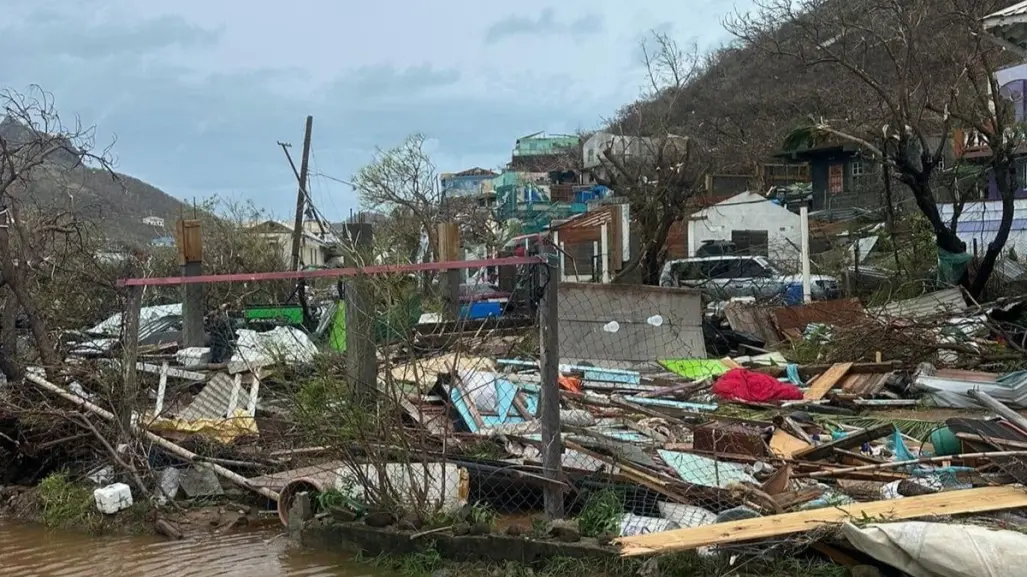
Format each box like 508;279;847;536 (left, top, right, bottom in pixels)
876;288;966;320
178;373;253;421
915;372;1027;409
88;304;182;337
772;298;866;334
658;450;757;489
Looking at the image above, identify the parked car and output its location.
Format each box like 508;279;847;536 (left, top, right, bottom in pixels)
659;255;840;301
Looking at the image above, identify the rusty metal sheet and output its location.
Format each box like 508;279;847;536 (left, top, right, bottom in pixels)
723;301;782;344
772;298;866;335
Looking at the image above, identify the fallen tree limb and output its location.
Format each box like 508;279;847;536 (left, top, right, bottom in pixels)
26;373;279;501
73;413;151;499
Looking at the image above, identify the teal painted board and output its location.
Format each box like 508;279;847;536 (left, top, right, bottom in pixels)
620;398;718;410
448;375;538;433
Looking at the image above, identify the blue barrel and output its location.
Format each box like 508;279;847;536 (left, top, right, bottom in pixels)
784;283;803;305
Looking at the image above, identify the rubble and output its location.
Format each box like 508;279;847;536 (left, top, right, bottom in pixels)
8;253;1027;577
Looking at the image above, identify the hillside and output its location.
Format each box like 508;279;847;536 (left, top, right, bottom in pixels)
613;0;1023;175
0;117;189;246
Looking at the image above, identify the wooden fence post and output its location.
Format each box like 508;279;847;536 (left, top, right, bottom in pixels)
344;223;377;405
437;223;461;320
121;285;143;434
537;242;564;518
176;219;205;347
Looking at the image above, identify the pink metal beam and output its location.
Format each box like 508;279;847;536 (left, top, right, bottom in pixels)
116;256;543;287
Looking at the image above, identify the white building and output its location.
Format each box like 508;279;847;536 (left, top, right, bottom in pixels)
142;216;165;228
939;200;1027;258
246;220;332;267
687;191;803;266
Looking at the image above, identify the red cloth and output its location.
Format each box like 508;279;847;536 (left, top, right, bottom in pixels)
712;368;803;403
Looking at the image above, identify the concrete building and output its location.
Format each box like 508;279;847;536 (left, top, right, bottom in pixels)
247;220;331;267
440;168;498;198
687;191;803;267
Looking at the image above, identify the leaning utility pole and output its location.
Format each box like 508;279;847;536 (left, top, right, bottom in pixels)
289;116;314;272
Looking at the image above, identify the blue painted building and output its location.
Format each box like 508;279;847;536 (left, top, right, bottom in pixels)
440;167;498;198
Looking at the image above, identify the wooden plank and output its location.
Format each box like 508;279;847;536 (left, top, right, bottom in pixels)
769;430;809;459
803;362;853;400
721;357;743;369
791;423;895;462
615;486;1027;556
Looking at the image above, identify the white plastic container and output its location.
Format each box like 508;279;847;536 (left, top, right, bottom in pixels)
93;483;133;515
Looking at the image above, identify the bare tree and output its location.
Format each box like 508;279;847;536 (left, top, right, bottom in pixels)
728;0;1021;299
596;32;711;284
0;86;118;376
354;134;506;263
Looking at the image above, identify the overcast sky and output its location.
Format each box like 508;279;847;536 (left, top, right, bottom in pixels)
2;0;749;221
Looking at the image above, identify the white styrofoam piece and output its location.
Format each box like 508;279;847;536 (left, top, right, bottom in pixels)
93;483;133;515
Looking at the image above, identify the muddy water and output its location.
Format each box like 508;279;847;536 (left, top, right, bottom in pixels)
0;521;388;577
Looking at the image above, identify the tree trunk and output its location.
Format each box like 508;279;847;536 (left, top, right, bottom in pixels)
971;162;1017;299
0;286;21;381
0;213;57;368
640;215;677;285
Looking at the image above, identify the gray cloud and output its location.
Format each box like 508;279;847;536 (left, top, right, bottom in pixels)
0;10;220;59
0;4;652;219
484;9;604;44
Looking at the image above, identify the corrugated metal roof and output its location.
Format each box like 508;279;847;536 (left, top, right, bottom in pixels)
985;1;1027;24
876;287;967;320
552;206;617;230
178;373;253;421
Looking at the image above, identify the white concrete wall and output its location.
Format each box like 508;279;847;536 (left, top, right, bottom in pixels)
688;192;803;268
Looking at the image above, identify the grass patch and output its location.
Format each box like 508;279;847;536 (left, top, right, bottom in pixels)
36;472;101;532
358;542;444;577
576;489;621;538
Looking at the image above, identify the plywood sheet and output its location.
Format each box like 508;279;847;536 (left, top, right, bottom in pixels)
804;362;853;400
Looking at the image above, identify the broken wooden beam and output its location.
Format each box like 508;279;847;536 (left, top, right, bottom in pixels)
614;486;1027;556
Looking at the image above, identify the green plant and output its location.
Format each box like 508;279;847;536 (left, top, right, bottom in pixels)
576;489;622;538
37;472;100;532
315;489;348;511
467;501;498;527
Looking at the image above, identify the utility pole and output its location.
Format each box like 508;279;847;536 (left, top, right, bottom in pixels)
289;116;314;272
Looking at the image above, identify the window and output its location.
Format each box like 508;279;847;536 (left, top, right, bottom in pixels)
587;148;595;164
1018;159;1027;190
707;260;735;280
851;161;865;177
738;259;770;278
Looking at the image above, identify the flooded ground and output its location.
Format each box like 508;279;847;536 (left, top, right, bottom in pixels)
0;521;388;577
